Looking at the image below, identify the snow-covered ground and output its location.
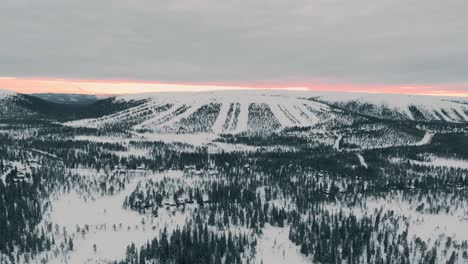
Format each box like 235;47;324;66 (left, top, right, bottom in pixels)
354;197;468;242
137;132;217;146
333;135;342;151
73;133;296;153
410;156;468;170
414;132;433;146
255;225;310;264
356;153;368;168
410;214;468;242
37;170;191;264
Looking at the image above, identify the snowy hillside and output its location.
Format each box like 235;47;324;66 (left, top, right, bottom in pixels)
5;88;468;127
0;89;34;118
0;89;146;121
65;90;342;134
65;90;468;135
314;92;468;122
0;89;16;98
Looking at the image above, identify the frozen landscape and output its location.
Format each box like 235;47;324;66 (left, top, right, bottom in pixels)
1;89;468;263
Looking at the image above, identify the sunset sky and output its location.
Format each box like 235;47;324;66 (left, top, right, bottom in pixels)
1;0;468;96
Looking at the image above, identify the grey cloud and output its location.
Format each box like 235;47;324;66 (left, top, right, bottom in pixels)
1;0;468;86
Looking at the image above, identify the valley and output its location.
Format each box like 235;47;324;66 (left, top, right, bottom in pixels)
1;89;468;263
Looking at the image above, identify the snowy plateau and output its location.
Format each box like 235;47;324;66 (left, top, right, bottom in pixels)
1;89;468;264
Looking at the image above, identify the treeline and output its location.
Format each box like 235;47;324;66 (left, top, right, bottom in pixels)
116;222;253;264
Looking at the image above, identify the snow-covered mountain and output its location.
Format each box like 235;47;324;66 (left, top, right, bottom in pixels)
65;90;343;134
0;89;84;119
0;89;35;118
0;89;146;121
4;88;468;129
313;92;468;122
65;90;468;134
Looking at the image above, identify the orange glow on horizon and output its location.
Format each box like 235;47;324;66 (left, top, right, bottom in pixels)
0;77;467;97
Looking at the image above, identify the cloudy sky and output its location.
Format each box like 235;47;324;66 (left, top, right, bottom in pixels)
1;0;468;95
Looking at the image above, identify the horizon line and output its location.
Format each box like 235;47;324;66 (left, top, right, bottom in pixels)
1;76;468;97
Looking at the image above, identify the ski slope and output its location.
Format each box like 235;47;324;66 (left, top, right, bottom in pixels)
65;90;339;134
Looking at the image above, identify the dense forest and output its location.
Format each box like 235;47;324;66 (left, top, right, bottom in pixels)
1;93;468;263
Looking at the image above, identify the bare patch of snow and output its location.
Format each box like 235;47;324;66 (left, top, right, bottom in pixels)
414;132;433;146
255;225;310;264
411;156;468;170
356;153;368;168
333;135;342;151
